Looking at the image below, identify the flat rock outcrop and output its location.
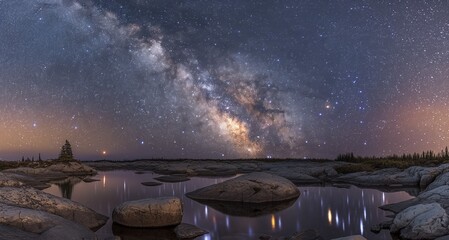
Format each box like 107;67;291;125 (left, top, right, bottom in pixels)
0;186;108;229
186;172;300;203
112;197;183;227
0;203;96;240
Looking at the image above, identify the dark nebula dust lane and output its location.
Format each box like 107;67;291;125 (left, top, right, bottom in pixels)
1;0;449;160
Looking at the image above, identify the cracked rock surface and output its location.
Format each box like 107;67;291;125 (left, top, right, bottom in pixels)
0;186;108;230
112;197;183;228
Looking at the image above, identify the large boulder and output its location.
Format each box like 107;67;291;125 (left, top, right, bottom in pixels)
0;203;96;240
0;187;108;229
391;203;449;239
186;172;300;203
426;171;449;191
112;197;183;227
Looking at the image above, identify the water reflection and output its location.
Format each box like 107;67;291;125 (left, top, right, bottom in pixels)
192;198;297;217
43;171;414;240
50;177;82;199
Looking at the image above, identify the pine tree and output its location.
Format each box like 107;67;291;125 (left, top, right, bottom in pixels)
58;140;74;161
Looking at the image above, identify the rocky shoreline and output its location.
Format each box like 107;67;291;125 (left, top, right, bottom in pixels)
86;159;449;239
3;158;449;239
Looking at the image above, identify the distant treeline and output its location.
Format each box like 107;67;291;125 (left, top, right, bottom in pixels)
336;147;449;162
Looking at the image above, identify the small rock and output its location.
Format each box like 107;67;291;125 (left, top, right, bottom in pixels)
370;224;381;233
112;197;183;227
154;175;190;183
141;181;163;186
174;223;208;239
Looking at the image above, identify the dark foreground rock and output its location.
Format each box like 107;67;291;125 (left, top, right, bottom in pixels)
186;172;300;203
112;197;183;227
0;203;96;240
0;186;108;230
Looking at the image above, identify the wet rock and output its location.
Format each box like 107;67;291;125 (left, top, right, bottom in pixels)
186;172;300;203
174;223;208;239
330;236;367;240
154;175;190;183
391;203;449;239
141;181;163;186
112;197;183;227
0;187;108;230
0;203;97;239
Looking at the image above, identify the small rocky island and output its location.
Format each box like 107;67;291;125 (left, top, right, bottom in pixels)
0;140;107;239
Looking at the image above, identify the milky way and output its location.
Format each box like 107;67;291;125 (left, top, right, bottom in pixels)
1;1;449;160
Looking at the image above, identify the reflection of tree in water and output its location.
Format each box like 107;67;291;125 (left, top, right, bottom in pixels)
52;177;82;199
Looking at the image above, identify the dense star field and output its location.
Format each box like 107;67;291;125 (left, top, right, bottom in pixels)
1;0;448;160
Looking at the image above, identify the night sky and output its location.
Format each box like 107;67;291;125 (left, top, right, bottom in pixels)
1;0;449;160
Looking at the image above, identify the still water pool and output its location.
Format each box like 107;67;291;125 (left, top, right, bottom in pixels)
43;171;413;240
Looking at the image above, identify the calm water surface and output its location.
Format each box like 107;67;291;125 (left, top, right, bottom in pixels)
44;171;413;240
